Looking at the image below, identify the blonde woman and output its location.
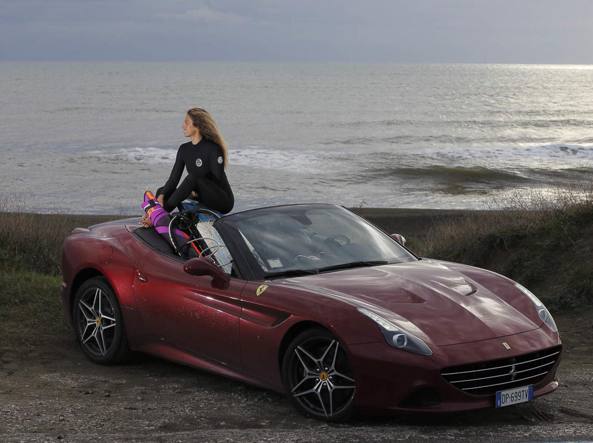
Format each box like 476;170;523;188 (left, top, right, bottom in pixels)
155;108;234;216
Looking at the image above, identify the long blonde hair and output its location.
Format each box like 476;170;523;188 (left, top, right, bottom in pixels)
187;107;229;167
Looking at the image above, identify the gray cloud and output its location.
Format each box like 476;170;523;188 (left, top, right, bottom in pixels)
1;0;592;62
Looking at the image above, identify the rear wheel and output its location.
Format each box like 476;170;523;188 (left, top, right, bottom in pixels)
282;328;356;421
73;277;129;364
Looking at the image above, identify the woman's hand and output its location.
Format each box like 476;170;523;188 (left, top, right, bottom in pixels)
141;213;152;227
157;194;165;207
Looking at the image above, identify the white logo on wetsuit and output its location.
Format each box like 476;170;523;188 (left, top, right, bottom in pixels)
195;158;203;167
217;156;223;164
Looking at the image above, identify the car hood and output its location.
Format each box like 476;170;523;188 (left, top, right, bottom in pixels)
278;259;540;346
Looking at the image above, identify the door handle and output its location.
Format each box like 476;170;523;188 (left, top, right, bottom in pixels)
136;270;148;283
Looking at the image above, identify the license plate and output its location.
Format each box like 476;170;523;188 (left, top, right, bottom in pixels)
495;385;534;408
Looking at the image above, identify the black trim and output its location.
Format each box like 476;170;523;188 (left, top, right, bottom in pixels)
213;219;260;281
133;226;178;256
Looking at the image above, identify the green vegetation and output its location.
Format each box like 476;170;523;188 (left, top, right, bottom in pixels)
0;203;115;337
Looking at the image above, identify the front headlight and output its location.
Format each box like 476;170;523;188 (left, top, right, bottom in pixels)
514;282;558;332
357;307;432;356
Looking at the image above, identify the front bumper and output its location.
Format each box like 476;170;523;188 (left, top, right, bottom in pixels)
348;326;561;413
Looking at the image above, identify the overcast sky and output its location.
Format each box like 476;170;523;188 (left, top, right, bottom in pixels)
1;0;592;63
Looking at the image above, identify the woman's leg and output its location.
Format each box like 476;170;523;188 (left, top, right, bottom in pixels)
162;175;195;212
193;176;234;214
164;174;234;214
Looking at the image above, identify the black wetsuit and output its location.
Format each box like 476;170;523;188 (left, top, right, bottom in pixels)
156;139;234;214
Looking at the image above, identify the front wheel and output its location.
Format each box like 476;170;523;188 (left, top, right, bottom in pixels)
72;276;129;364
282;328;356;421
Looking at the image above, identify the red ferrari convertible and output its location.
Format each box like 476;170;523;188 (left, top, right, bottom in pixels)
61;203;561;420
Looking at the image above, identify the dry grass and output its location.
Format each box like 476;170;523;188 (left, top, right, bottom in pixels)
421;186;593;257
421;186;593;309
0;197;115;275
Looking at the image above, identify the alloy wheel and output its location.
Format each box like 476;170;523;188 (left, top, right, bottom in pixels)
285;332;356;419
76;286;118;358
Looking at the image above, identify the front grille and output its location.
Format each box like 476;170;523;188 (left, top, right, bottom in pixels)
441;346;561;396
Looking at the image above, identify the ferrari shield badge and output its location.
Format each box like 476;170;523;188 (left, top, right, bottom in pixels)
256;284;268;296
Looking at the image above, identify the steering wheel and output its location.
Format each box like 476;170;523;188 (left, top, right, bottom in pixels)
325;234;351;247
294;254;322;266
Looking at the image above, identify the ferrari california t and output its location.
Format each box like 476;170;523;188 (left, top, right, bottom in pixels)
61;203;561;420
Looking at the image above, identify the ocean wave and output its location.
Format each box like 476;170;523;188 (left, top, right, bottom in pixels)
521;143;593;158
80;145;329;173
322;135;589;147
82;147;177;165
77;143;593;191
329;118;593;130
367;165;529;184
352;164;593;196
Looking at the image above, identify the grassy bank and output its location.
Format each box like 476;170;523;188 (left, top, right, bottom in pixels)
1;190;592;333
418;190;593;310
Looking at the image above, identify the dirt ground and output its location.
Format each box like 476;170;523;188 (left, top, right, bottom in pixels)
1;310;592;443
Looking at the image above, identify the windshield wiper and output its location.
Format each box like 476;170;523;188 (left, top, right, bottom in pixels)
317;260;391;273
264;268;320;279
264;260;391;279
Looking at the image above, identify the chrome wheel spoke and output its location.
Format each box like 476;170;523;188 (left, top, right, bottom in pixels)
78;303;95;321
92;288;101;312
101;314;116;323
81;323;95;343
332;384;356;390
294;380;322;398
332;370;355;383
315;385;328;417
101;322;116;331
295;346;318;372
96;328;107;355
82;326;97;344
320;339;337;367
98;289;102;315
330;340;340;371
79;300;95;318
291;374;316;393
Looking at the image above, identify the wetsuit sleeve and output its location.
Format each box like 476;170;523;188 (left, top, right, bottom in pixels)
208;146;225;181
156;147;184;199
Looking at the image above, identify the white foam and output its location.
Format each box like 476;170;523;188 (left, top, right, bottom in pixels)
83;145;330;173
83;147;177;165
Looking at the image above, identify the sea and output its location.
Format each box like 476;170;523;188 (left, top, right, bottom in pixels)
1;62;593;215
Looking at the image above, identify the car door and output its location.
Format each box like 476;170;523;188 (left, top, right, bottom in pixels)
133;244;245;369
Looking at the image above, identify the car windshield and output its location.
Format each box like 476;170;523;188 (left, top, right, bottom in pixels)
230;205;417;278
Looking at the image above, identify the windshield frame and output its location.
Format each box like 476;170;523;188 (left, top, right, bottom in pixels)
215;203;419;281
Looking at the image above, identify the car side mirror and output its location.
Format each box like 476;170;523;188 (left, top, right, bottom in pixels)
184;256;230;289
390;233;406;246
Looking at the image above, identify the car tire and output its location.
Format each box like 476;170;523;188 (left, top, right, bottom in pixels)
72;276;130;364
282;327;356;421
